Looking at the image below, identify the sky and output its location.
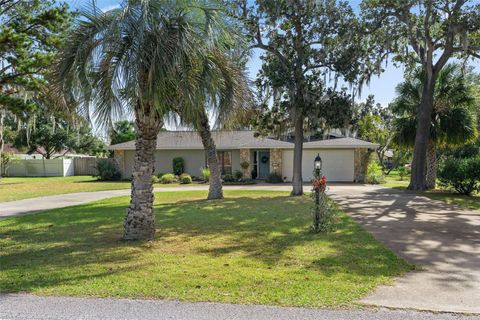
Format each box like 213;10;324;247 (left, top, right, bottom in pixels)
65;0;480;106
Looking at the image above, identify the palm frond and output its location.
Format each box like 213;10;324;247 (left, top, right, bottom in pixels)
392;63;478;147
437;107;477;146
54;0;246;131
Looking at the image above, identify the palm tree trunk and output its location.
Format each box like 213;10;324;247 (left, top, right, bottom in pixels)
425;139;437;190
198;113;223;200
409;71;436;191
291;115;304;196
124;105;162;240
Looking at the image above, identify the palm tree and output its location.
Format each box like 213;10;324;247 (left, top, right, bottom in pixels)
56;0;240;240
171;50;250;199
393;64;477;189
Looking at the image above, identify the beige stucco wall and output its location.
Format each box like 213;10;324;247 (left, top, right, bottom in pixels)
121;149;241;179
230;149;240;174
123;149;206;178
114;150;125;174
122;150;134;178
118;147;367;182
281;149;355;182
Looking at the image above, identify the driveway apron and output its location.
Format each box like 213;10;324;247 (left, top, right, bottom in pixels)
328;184;480;314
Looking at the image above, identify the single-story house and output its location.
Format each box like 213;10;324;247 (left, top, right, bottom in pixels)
109;130;379;182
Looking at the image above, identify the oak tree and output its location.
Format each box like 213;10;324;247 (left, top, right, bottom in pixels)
231;0;365;195
362;0;480;190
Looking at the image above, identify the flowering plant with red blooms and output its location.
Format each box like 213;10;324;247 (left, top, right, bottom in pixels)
312;176;327;192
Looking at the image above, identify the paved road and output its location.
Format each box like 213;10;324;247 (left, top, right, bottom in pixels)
0;185;297;219
0;294;478;320
328;185;480;314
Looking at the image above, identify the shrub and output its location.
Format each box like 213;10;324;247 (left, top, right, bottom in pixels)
172;157;185;176
449;143;480;159
311;193;339;233
1;151;15;176
152;175;160;184
266;172;283;183
201;167;210;182
222;177;257;185
366;161;385;184
223;174;235;182
160;173;175;184
233;170;243;180
397;166;410;181
238;178;256;184
438;157;480;195
95;159;121;181
179;173;192;184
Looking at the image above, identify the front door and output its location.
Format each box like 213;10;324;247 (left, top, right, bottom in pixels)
258;151;270;179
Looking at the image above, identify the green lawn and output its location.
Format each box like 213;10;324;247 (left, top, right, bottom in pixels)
425;191;480;211
382;171;480;211
382;171;410;189
0;176;187;203
0;190;410;307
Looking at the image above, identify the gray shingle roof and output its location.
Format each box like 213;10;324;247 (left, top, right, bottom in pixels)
109;130;293;150
109;131;379;150
303;137;379;149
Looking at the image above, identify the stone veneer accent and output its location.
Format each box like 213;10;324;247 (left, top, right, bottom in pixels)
114;149;126;177
239;149;251;178
354;148;373;183
269;148;282;175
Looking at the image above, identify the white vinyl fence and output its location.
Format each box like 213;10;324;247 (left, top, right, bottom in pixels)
5;159;74;177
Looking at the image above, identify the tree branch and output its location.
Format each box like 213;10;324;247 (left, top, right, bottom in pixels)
424;0;433;44
0;0;20;16
392;9;424;62
250;24;288;67
0;69;41;86
434;0;470;71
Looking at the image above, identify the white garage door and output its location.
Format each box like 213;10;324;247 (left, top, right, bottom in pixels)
282;149;354;182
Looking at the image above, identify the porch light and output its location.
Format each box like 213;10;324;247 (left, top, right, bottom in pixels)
314;153;322;170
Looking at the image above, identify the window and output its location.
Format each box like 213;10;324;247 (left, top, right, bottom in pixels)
217;151;232;175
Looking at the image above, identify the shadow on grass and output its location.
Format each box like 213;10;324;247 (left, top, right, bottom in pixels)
0;192;409;294
0;199;145;292
425;191;480;211
382;177;479;211
156;195;408;279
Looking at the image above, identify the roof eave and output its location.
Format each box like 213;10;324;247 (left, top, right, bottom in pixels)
109;145;380;151
303;144;379;149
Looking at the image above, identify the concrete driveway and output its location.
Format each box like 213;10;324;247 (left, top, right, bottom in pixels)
328;185;480;314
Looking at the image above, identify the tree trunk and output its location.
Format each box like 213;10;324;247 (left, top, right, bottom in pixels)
291;115;304;196
408;72;436;191
124;105;162;241
197;112;223;200
425;139;437;190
